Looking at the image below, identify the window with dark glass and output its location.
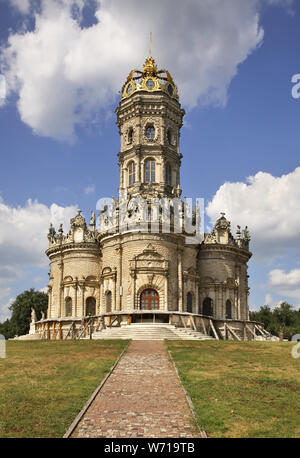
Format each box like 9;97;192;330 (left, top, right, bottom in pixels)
145;159;155;183
86;297;96;316
145;125;155;141
226;300;232;319
203;297;213;317
187;292;193;313
128;127;133;144
106;291;112;313
128;161;136;185
65;297;72;317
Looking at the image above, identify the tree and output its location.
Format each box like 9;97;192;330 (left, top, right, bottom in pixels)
8;289;48;338
0;319;13;340
250;302;300;340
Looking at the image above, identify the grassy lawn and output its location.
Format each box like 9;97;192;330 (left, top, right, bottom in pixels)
167;340;300;438
0;340;128;438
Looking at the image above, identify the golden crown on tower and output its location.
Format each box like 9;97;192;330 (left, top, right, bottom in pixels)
121;56;179;101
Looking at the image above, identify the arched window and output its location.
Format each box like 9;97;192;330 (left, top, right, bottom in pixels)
167;128;173;145
106;291;112;313
128;161;136;185
65;297;72;317
145;159;155;183
187;292;193;313
86;297;96;316
145;124;155;141
203;297;213;317
226;300;232;319
128;127;133;144
165;163;171;185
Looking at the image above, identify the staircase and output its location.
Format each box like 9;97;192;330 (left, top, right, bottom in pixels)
88;324;215;341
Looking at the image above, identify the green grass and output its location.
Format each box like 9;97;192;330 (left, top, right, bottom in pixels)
167;340;300;438
0;340;128;438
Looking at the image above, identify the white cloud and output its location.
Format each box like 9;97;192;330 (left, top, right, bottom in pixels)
264;293;273;305
84;184;95;195
0;0;276;141
0;197;78;321
206;167;300;263
39;286;48;294
9;0;31;14
0;198;77;267
269;269;300;301
0;296;14;323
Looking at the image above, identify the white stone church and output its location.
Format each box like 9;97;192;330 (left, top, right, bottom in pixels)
29;56;273;341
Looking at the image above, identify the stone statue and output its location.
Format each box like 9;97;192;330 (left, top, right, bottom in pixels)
90;210;96;226
31;308;37;323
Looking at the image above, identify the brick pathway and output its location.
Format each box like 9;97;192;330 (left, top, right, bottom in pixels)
71;340;200;438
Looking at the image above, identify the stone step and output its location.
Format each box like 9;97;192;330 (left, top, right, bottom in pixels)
85;324;215;341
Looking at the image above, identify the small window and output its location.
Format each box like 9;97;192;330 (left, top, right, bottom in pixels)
128;161;136;186
145;159;155;183
65;297;72;317
86;297;96;316
145;125;155;141
165;163;171;185
106;291;112;313
187;292;193;313
128;127;133;144
167;129;172;145
226;300;232;319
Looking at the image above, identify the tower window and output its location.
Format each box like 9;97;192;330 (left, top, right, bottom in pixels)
145;159;155;183
167;129;172;145
128;161;136;186
165;163;171;185
128;127;133;144
145;125;155;141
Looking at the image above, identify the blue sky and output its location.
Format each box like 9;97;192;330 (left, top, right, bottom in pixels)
0;0;300;320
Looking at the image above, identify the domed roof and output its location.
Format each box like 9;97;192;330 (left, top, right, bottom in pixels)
121;56;179;101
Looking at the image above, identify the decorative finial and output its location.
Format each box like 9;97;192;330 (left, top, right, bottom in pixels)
220;212;226;218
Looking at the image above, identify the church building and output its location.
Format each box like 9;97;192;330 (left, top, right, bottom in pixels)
31;56;271;341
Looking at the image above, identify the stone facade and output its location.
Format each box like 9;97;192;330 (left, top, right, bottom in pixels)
45;57;252;326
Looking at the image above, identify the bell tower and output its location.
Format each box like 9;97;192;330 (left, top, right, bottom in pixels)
116;56;185;200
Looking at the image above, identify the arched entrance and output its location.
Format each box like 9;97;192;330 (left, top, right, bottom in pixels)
140;289;159;310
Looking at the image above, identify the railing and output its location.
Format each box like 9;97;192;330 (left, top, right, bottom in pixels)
34;311;271;341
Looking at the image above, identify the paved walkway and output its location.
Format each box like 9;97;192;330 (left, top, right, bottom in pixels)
71;340;200;438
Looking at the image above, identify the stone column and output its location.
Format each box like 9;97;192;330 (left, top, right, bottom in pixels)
141;161;144;183
116;245;123;311
113;270;117;311
74;281;78;317
177;248;183;312
81;284;85;317
164;275;169;311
